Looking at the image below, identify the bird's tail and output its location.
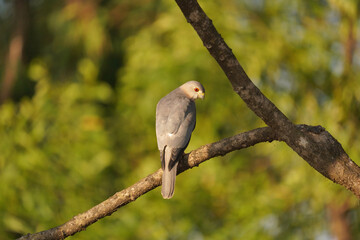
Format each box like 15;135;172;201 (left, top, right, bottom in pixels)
161;148;178;199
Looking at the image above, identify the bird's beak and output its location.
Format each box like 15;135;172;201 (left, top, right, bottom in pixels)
199;92;205;99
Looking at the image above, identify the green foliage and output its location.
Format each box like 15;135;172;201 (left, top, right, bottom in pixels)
0;0;360;239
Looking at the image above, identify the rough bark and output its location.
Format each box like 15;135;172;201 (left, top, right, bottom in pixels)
174;0;360;198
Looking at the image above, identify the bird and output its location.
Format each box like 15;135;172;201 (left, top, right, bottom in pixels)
156;81;205;199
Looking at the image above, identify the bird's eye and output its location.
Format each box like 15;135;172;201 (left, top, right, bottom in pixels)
194;87;199;92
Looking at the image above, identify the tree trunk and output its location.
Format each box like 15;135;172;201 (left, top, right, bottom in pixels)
328;201;352;240
0;0;28;104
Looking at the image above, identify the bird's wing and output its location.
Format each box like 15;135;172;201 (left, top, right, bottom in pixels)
169;100;196;148
156;93;196;150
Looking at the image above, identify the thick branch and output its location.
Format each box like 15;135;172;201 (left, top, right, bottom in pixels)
19;127;278;240
174;0;360;198
174;0;294;137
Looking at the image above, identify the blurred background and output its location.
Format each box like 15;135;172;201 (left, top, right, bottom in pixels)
0;0;360;239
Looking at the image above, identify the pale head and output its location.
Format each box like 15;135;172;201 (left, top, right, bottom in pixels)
179;81;205;100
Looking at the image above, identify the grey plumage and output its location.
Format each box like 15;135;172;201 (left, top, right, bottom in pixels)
156;81;205;199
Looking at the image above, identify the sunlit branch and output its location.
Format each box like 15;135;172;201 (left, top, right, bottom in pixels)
19;124;338;240
19;126;279;240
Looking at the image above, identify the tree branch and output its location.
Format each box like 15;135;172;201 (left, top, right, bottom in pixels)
174;0;360;198
18;125;342;239
19;126;279;240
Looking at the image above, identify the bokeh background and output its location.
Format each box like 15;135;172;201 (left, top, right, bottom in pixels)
1;0;360;239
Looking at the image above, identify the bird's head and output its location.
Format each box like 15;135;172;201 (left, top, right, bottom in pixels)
180;81;205;100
